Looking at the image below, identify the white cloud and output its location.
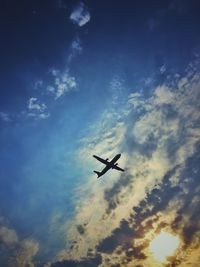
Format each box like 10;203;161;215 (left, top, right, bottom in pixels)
27;98;49;120
50;69;77;99
37;113;50;119
70;2;90;27
28;97;47;112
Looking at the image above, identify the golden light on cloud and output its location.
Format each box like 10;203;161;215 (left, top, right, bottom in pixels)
149;231;180;262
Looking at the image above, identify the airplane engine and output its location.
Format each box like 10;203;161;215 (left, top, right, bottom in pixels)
112;163;118;169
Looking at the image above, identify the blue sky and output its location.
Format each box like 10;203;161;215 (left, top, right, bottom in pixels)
0;1;200;266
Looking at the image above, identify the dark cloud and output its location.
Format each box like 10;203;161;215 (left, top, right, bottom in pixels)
104;175;133;214
125;134;159;158
140;171;180;212
125;244;148;260
76;224;85;235
97;218;149;264
51;254;102;267
97;219;132;253
170;144;200;251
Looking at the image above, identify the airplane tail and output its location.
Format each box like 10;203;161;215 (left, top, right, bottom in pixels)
94;171;101;178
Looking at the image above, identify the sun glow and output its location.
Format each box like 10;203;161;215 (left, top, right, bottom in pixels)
149;231;180;262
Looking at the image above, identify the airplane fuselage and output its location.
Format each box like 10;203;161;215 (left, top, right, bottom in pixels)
108;154;121;167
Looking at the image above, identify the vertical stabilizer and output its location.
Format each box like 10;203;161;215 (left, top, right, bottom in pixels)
94;171;101;178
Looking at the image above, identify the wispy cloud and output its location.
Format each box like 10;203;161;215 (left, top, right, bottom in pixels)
109;76;126;105
68;37;83;63
70;2;90;27
48;69;77;99
0;112;11;122
33;80;43;90
71;37;82;54
160;64;166;74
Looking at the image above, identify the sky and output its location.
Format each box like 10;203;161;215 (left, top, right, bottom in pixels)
0;1;200;266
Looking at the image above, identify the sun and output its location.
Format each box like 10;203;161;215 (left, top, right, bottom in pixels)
149;231;180;262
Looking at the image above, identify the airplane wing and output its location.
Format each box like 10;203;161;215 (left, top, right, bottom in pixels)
93;155;108;165
113;165;124;172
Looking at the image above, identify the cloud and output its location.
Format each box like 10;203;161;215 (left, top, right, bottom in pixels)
50;63;200;266
160;64;166;74
13;239;39;267
0;226;18;246
71;38;82;54
28;97;47;112
70;2;90;27
27;97;50;119
0;112;11;122
0;99;49;122
51;254;102;267
109;76;127;105
33;80;43;90
0;222;39;267
15;48;78;122
49;69;77;99
68;37;83;63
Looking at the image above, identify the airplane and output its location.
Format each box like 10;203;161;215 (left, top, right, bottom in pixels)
93;153;124;178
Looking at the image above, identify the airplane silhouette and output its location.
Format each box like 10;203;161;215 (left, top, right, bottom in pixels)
93;154;124;178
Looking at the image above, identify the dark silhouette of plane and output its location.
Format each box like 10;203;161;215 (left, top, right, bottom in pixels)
93;154;124;178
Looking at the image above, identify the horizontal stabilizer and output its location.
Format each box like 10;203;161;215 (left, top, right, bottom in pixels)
113;165;125;172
